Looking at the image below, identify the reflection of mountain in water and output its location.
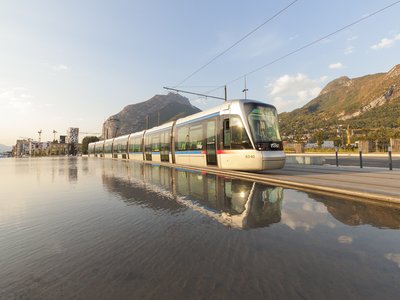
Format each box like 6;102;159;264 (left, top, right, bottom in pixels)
312;194;400;229
101;162;284;229
102;171;184;213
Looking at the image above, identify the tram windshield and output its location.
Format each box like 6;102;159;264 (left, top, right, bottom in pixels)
244;103;281;143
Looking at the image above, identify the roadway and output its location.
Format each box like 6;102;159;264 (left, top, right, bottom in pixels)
324;155;400;168
286;153;400;169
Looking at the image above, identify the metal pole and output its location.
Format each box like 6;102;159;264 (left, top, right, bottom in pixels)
242;76;248;99
335;146;339;167
388;146;393;171
359;149;363;168
163;87;225;101
224;85;227;102
245;76;247;99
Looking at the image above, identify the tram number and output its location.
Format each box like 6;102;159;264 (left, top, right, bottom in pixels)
245;154;255;159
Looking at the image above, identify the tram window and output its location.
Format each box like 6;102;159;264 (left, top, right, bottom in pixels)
223;119;231;148
152;135;160;152
145;136;152;152
129;140;134;152
120;140;127;152
98;144;104;154
160;132;169;151
189;124;203;150
177;126;189;151
134;137;142;152
224;117;252;149
244;103;282;142
115;143;120;153
104;142;112;153
130;138;135;152
230;117;252;149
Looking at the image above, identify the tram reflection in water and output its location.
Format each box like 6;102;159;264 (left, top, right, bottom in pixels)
102;162;283;229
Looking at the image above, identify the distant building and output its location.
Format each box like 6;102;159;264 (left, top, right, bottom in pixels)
66;128;79;155
67;128;79;144
59;135;66;144
15;139;31;157
31;141;50;156
321;141;334;148
47;142;69;156
14;127;84;157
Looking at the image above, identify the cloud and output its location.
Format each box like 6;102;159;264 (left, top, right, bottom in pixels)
347;36;358;41
191;97;208;107
329;62;344;69
51;64;69;71
338;235;353;244
266;73;324;112
371;34;400;50
385;253;400;268
0;87;34;112
344;46;354;55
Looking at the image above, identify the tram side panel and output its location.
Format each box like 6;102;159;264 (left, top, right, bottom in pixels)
95;141;104;158
88;143;95;157
104;139;114;159
128;134;145;161
113;135;129;159
174;122;207;167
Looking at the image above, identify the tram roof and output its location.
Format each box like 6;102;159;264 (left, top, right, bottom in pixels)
175;99;272;126
113;134;130;141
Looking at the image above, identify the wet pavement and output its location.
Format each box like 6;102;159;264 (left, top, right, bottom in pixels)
1;157;400;299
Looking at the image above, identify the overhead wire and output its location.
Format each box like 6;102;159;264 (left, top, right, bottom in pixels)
204;0;400;96
173;0;299;88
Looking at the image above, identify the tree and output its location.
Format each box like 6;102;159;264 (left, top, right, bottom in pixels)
313;130;327;147
81;136;100;154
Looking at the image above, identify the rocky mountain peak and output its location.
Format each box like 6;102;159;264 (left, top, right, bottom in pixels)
319;76;351;96
102;93;200;139
386;64;400;79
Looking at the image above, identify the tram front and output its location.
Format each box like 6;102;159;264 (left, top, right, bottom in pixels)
244;102;285;170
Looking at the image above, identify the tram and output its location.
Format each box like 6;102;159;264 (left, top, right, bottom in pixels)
89;99;285;170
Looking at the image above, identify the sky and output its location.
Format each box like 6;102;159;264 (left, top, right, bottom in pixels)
1;0;399;146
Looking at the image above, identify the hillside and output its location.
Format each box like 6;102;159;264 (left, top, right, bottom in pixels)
279;64;400;138
102;93;201;138
0;144;12;153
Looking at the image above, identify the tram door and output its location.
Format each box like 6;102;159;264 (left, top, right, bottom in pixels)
205;120;217;165
160;132;170;162
145;136;152;161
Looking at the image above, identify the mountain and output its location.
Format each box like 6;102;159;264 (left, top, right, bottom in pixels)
279;64;400;138
0;144;12;153
102;93;201;138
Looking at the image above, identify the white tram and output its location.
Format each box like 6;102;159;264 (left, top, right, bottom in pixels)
89;99;285;170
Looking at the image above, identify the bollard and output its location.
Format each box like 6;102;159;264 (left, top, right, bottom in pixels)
335;146;339;167
388;146;393;171
359;149;363;168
